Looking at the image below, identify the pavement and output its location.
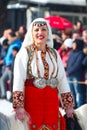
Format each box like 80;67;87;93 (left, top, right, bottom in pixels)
0;99;13;116
0;99;28;130
0;99;14;130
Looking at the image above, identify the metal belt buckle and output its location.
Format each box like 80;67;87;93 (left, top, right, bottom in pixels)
50;77;58;88
33;78;46;88
33;77;58;88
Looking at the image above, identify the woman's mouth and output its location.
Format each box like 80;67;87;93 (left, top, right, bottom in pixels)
38;35;44;40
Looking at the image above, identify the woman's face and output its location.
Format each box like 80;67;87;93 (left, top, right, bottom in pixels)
62;32;68;41
32;24;48;45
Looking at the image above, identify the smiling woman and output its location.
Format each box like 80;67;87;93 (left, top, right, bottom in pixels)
32;21;49;51
12;18;75;130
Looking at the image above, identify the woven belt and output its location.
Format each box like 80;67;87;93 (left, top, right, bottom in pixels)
33;77;58;88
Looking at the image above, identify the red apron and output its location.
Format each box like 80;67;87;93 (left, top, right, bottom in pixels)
24;79;66;130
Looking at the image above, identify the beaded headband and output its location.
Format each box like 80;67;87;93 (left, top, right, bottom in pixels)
33;21;47;26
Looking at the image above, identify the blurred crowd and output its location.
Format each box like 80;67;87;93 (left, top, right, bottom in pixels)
53;20;87;109
0;20;87;109
0;25;27;102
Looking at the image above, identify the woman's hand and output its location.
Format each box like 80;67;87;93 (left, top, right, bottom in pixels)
15;107;27;121
65;107;75;118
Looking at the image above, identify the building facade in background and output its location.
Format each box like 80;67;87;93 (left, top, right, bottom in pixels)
7;0;87;30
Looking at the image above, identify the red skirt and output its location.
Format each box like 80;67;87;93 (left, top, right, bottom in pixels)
24;79;66;130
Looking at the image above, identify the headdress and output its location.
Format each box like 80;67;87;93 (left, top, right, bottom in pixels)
22;18;53;48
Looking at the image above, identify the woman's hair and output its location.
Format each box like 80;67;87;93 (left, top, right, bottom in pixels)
63;28;72;38
2;39;8;46
73;39;84;51
22;18;53;48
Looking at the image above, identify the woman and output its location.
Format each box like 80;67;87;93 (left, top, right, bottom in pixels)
58;38;73;71
66;39;85;108
61;28;72;42
12;18;75;130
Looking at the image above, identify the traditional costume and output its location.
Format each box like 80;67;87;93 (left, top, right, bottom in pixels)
13;18;74;130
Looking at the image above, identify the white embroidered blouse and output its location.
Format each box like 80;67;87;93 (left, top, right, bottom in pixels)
13;47;70;94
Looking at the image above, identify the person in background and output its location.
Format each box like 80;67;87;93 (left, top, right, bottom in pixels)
15;25;27;42
0;39;9;76
52;33;63;50
72;30;81;40
82;30;87;47
0;46;19;101
75;20;84;36
52;28;63;50
0;44;2;77
9;46;20;101
0;30;22;99
61;28;72;42
58;38;73;71
66;39;85;108
0;30;21;68
0;28;13;45
82;47;87;103
12;18;75;130
82;30;87;103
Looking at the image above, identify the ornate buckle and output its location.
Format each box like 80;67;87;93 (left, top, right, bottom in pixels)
50;77;58;88
33;77;58;88
33;78;46;88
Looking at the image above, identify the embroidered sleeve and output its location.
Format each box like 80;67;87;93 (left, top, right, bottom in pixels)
56;51;75;109
61;92;75;110
13;47;28;92
13;91;24;109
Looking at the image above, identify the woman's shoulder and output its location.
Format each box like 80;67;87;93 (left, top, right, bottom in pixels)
15;47;28;59
77;50;85;56
49;47;63;62
49;47;58;57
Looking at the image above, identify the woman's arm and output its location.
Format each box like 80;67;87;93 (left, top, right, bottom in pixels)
13;47;28;109
56;51;74;114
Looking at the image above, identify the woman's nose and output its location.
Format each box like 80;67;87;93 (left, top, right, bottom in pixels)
38;30;42;34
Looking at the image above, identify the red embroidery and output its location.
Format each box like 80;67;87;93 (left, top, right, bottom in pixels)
13;91;24;108
61;92;75;109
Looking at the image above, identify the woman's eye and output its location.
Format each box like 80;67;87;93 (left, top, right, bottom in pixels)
42;28;47;31
34;29;39;32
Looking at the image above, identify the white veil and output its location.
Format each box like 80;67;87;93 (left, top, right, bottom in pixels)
22;18;53;48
